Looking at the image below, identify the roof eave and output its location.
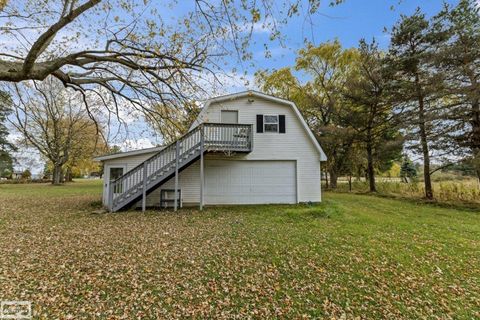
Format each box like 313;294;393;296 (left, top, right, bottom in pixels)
93;146;163;162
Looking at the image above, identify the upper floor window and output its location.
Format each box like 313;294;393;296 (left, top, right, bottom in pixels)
256;114;286;133
221;110;238;123
264;115;278;133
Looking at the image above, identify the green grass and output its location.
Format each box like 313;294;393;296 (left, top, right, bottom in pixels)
0;180;479;319
0;178;102;197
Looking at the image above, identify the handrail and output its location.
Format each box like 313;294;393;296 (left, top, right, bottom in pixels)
110;125;201;185
109;123;253;211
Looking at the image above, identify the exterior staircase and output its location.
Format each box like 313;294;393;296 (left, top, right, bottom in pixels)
108;123;252;212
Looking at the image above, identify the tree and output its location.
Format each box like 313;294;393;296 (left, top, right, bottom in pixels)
21;169;31;180
10;77;106;184
432;0;480;186
387;10;443;200
255;68;303;102
342;39;403;192
0;152;13;178
0;0;337;125
63;120;108;181
400;156;417;183
148;101;200;144
294;41;360;188
0;90;16;178
255;35;423;193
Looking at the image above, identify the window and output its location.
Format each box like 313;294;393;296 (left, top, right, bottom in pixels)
221;110;238;123
256;114;285;133
109;167;124;181
109;167;124;193
264;115;278;133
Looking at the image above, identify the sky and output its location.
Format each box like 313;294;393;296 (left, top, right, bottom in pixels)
8;0;470;174
235;0;460;80
185;0;464;94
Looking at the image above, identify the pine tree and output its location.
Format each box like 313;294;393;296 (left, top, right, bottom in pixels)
432;0;480;186
343;39;403;192
400;157;417;183
387;9;443;200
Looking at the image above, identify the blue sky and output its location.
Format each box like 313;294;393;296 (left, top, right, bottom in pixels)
234;0;459;77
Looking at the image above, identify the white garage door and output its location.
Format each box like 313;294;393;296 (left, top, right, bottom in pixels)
205;160;296;204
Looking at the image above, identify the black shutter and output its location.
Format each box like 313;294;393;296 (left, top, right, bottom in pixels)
256;114;263;133
279;115;286;133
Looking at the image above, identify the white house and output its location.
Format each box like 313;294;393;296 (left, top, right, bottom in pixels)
94;91;327;212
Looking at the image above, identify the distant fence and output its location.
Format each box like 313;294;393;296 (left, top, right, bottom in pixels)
334;177;403;183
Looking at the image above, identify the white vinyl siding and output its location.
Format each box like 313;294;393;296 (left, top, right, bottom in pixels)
101;94;322;207
101;152;158;206
197;96;321;202
139;161;201;207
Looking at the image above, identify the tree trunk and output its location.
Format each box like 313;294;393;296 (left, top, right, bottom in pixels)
65;167;73;182
366;140;376;192
418;105;433;200
329;170;338;189
324;169;329;189
471;99;479;151
471;99;480;190
348;175;352;192
52;163;62;185
476;169;480;190
415;74;433;200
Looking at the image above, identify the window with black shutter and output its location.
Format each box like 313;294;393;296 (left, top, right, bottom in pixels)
257;114;286;133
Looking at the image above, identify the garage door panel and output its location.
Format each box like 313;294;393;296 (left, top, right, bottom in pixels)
205;160;296;204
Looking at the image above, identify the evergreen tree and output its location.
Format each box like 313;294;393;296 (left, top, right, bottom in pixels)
343;39;403;192
387;9;443;200
432;0;480;185
400;157;417;183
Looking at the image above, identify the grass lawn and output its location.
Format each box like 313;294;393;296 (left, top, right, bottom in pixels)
0;180;479;319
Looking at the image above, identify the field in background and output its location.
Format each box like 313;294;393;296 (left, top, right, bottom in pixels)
329;179;480;207
0;180;479;318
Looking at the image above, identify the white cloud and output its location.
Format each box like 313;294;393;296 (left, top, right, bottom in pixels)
249;16;277;34
120;138;155;151
196;71;257;97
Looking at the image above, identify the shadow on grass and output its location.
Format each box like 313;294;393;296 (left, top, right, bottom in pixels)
283;201;343;220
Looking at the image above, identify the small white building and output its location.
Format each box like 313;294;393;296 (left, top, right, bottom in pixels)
94;91;327;211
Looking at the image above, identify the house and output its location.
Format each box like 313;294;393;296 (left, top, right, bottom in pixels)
94;91;327;212
11;171;23;180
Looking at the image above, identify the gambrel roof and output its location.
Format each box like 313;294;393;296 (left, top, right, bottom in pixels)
190;90;327;161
